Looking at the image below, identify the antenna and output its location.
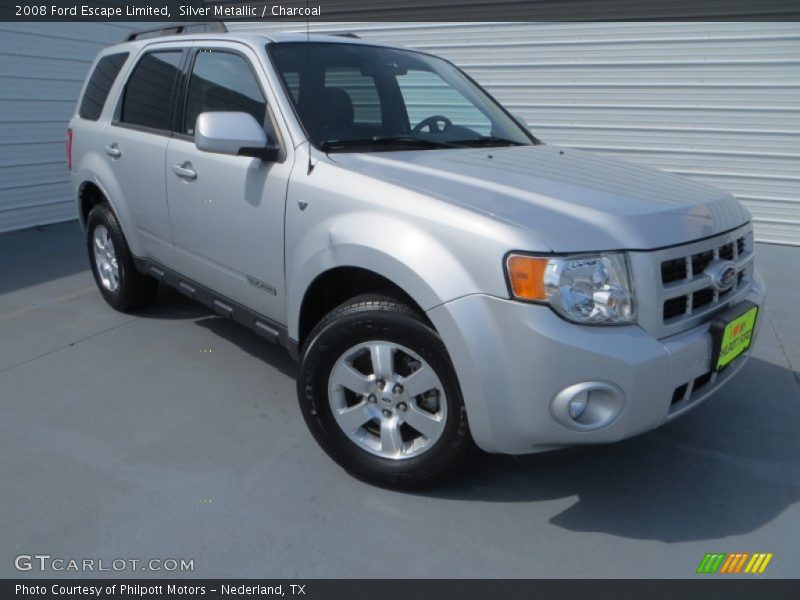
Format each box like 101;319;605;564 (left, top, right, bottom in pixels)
305;0;314;175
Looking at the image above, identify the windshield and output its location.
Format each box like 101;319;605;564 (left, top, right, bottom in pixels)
268;42;537;151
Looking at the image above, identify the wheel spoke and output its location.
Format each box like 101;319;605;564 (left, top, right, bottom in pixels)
380;418;403;456
369;343;394;379
92;226;119;292
328;340;447;461
402;404;444;440
333;402;372;433
331;361;372;395
400;364;439;398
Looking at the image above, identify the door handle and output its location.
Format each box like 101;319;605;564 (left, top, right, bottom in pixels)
104;144;121;159
171;162;197;181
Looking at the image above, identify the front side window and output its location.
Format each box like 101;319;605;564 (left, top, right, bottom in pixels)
120;51;182;130
80;52;129;121
269;42;534;151
183;50;266;136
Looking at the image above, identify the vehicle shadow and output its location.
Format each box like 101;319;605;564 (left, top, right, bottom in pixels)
420;357;800;543
191;311;297;379
0;222;88;295
135;283;296;378
137;284;213;320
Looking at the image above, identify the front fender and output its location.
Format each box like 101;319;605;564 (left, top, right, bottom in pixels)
286;211;478;341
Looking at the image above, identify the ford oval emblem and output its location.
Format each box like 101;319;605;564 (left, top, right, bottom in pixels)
707;260;737;291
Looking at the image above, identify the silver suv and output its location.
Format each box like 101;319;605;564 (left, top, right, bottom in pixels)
69;30;765;488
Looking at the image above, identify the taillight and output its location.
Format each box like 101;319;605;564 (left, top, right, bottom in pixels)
66;128;73;171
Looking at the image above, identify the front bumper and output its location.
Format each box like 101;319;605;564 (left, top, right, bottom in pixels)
426;270;766;454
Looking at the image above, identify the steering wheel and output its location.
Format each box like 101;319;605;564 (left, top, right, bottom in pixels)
412;115;453;135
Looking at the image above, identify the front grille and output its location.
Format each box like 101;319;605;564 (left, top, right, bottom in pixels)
692;288;714;310
631;223;754;340
691;250;714;276
663;236;746;286
671;383;689;405
657;230;753;325
670;371;715;411
661;258;687;284
669;352;748;415
663;296;688;320
693;371;713;392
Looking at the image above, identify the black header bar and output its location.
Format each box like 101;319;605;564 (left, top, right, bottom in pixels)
2;0;800;22
3;579;800;600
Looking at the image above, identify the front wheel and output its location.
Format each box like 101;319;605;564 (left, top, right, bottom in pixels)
297;295;475;489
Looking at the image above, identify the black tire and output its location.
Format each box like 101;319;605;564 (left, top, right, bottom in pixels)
86;203;157;312
298;294;475;489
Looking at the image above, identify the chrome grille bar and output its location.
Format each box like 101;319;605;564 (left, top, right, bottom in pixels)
629;223;754;339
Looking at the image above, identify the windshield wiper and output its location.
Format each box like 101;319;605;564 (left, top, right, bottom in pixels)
449;136;525;147
320;136;457;151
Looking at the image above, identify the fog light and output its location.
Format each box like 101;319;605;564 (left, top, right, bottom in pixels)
551;381;625;431
568;393;588;419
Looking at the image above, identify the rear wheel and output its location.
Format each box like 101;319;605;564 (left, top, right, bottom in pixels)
298;294;475;489
86;203;157;311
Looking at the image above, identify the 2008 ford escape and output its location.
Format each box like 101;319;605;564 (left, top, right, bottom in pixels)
69;29;765;488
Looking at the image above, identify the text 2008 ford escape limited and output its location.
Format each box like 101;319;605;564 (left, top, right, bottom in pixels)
68;30;765;488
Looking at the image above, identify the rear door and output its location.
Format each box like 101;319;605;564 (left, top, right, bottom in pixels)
105;45;186;266
165;42;291;323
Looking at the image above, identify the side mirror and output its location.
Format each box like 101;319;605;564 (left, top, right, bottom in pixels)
513;113;530;131
195;112;279;161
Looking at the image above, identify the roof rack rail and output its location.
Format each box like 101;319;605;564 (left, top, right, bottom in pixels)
330;33;361;39
125;22;228;42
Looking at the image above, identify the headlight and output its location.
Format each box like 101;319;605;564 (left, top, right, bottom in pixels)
505;252;636;324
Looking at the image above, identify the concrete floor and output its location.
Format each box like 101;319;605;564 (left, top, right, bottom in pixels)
1;221;798;579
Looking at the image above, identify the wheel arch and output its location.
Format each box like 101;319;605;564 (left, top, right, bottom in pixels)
287;214;482;349
78;181;108;229
297;266;434;350
77;157;144;255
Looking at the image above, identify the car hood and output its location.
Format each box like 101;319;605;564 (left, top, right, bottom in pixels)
329;144;750;252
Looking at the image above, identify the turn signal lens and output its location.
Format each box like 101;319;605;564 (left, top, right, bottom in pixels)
506;255;548;301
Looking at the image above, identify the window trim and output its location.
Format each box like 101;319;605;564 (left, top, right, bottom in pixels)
174;47;273;143
111;48;189;138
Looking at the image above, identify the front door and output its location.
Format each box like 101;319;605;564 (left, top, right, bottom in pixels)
166;45;290;323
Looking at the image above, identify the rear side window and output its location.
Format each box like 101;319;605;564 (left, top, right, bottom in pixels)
120;51;183;131
182;50;266;136
79;53;129;121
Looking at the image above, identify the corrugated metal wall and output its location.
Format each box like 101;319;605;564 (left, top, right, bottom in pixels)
0;23;141;233
230;21;800;246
